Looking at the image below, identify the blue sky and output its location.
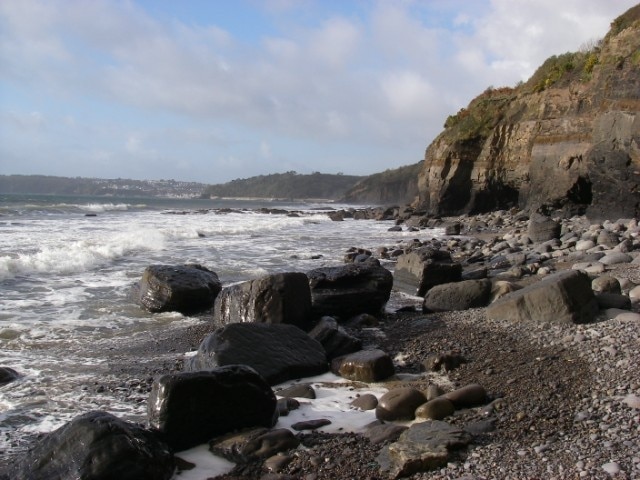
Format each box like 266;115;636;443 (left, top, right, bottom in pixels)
1;0;637;184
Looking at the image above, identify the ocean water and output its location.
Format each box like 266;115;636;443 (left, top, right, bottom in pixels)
0;194;437;463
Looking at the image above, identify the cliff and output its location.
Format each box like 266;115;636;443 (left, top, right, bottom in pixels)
417;4;640;220
340;163;421;205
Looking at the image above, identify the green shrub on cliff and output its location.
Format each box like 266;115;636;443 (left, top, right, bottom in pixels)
442;87;516;141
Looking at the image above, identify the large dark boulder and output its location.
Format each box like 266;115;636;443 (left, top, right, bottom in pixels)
134;264;221;314
0;366;20;386
213;272;312;330
148;366;277;452
186;323;327;385
527;213;561;243
307;260;393;319
486;270;598;324
393;247;462;296
423;279;492;312
308;316;362;360
14;411;174;480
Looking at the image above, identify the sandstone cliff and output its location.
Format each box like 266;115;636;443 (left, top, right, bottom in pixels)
417;4;640;220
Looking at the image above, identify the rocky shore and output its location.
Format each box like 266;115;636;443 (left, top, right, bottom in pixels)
5;208;640;480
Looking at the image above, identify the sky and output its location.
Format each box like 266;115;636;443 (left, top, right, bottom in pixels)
1;0;637;184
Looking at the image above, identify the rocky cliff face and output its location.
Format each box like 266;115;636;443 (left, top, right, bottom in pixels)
417;5;640;221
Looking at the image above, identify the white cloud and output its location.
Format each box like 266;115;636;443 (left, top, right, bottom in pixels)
1;0;637;182
381;71;435;119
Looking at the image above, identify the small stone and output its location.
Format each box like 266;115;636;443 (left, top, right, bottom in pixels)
351;393;378;411
415;397;455;420
291;419;332;431
622;394;640;409
443;384;488;408
264;454;294;473
376;387;427;421
277;383;316;399
602;462;621;475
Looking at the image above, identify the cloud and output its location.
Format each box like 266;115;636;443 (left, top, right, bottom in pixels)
1;0;637;182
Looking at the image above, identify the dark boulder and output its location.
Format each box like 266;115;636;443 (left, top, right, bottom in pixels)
527;213;561;243
307;260;393;319
375;387;427;421
213;272;312;330
209;427;299;463
14;411;173;480
393;247;462;296
486;270;598;324
423;279;492;312
308;316;362;360
0;366;20;386
376;421;472;478
331;349;395;382
134;264;221;314
186;323;327;385
148;366;277;452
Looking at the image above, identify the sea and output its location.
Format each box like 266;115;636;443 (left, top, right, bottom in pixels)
0;193;437;466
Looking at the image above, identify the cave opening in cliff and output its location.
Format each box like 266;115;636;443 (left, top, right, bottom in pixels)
566;176;593;206
469;183;520;214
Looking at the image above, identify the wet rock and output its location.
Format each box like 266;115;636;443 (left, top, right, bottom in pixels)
490;280;522;303
423;279;492;312
527;214;560;243
599;252;633;265
134;264;222;314
393;247;462;296
213;272;312;330
364;422;408;445
307;261;393;319
331;349;395;382
415;397;455;420
276;383;316;399
276;397;300;417
595;293;632;310
148;366;277;452
443;384;488;408
308;317;362;360
424;384;444;401
0;366;20;386
187;323;327;385
291;419;332;431
486;270;598;324
351;393;378;410
591;275;622;294
422;351;467;372
209;427;299;463
444;222;461;235
376;421;472;479
375;387;426;421
14;411;174;480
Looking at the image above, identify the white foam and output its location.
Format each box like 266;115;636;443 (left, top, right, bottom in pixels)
274;373;388;434
79;203;131;213
172;445;235;480
0;227;166;280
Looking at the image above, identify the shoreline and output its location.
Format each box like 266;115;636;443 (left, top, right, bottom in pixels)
5;209;640;479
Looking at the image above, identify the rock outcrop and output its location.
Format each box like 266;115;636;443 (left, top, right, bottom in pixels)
134;264;222;314
14;411;174;480
148;366;277;452
307;260;393;319
416;5;640;220
212;272;312;330
186;323;328;385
